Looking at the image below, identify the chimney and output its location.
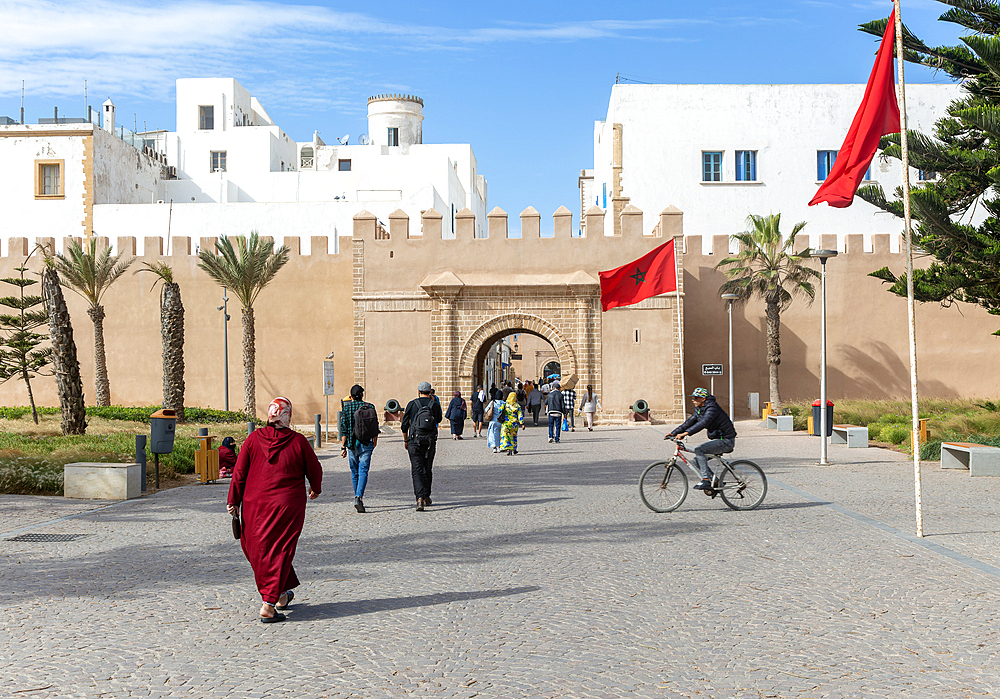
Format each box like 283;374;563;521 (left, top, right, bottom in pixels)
103;98;115;134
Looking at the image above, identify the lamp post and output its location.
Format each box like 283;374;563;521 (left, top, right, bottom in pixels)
813;249;838;465
721;293;740;419
217;288;230;412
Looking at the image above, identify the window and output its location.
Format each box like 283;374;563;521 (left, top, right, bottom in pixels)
35;160;64;198
602;183;607;208
817;150;838;180
199;105;214;130
210;151;227;172
735;150;757;181
703;151;722;182
919;170;937;182
300;146;314;169
338;159;352;171
387;127;399;146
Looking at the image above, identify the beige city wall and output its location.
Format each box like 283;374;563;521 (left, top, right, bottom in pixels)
0;235;353;421
683;233;1000;416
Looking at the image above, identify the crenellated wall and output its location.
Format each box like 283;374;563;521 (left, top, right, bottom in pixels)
0;203;995;423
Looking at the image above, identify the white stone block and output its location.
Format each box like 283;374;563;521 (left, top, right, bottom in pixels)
64;462;141;500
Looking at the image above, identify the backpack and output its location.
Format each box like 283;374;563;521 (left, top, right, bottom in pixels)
410;398;437;438
353;404;380;443
516;388;526;403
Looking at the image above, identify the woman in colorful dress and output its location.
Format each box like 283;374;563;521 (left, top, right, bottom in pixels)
486;394;505;453
499;392;522;456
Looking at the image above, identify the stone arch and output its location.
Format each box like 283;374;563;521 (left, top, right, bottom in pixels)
457;313;579;390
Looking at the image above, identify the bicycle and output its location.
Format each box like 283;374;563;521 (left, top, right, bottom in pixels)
639;436;767;512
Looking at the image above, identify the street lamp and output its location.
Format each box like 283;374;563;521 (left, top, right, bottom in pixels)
217;288;231;412
721;293;740;418
813;249;838;465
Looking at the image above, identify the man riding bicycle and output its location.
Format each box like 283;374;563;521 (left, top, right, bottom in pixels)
665;387;737;490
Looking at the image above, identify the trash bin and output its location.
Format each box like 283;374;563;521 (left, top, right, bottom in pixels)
150;408;177;454
811;399;834;436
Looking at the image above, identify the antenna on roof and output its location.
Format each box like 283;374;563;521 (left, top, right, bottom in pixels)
358;134;370;145
337;133;350;145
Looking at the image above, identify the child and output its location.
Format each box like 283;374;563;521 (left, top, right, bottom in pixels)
218;436;238;478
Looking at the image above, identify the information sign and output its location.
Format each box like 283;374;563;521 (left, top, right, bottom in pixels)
323;360;336;396
702;364;724;376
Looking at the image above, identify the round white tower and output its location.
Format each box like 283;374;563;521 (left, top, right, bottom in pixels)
367;94;423;147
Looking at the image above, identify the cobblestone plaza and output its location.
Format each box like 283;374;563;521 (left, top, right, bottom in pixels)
3;422;999;698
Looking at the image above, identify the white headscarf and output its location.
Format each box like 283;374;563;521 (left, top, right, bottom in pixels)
267;397;292;429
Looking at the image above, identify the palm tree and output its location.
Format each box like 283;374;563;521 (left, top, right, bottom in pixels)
715;214;819;414
39;252;87;435
197;232;290;418
137;262;185;421
51;239;134;407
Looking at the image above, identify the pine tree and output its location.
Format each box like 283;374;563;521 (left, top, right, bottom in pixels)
0;264;52;424
857;1;1000;333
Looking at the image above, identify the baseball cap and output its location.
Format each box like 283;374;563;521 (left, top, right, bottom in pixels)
689;387;709;398
418;381;432;392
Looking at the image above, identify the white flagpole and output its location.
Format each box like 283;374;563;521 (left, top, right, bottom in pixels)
674;237;686;420
894;0;923;537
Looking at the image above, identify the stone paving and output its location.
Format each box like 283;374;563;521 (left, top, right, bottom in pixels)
2;420;999;698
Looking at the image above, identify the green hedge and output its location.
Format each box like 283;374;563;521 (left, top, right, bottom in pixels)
0;405;259;424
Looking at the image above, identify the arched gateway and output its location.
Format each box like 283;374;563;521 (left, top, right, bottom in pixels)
351;205;686;422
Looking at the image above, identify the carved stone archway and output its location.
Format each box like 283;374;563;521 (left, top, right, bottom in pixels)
457;313;580;391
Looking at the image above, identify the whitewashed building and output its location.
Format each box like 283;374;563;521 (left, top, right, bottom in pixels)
584;83;962;249
0;78;489;254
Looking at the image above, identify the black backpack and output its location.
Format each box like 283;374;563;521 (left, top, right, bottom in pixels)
516;388;526;403
410;398;437;438
353;404;380;443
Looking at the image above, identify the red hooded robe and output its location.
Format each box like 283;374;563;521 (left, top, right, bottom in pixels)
227;426;323;603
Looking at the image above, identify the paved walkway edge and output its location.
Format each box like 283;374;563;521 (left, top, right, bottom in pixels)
1;501;125;539
771;477;1000;582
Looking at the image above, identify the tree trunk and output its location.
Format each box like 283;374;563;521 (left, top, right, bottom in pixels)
88;304;111;406
765;296;782;414
23;367;38;424
242;307;255;418
161;282;185;422
41;267;86;435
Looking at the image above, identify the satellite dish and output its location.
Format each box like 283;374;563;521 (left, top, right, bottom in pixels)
358;134;370;145
337;133;350;145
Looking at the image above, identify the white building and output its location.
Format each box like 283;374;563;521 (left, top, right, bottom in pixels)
0;77;489;254
585;83;962;249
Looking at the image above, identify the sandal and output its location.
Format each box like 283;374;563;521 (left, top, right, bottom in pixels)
260;612;286;623
275;590;294;611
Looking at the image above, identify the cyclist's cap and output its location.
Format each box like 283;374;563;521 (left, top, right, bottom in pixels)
689;387;709;398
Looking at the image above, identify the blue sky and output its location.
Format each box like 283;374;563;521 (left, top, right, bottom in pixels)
0;0;965;224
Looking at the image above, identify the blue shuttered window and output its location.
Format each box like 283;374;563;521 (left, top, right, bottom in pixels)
736;150;757;181
817;150;838;180
703;152;722;182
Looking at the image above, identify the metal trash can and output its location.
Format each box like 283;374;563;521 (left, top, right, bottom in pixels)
150;409;177;454
812;399;834;436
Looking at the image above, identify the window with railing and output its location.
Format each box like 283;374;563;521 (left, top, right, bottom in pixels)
211;151;227;172
300;146;314;169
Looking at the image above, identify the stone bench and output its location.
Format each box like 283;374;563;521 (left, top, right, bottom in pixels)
831;424;869;448
764;414;793;431
941;442;1000;477
64;462;141;500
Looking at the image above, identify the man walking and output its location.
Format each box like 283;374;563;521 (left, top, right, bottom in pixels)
340;384;378;513
526;382;543;426
545;380;564;443
561;383;577;433
400;381;443;511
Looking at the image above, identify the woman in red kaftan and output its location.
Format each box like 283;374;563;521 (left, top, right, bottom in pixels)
227;397;322;623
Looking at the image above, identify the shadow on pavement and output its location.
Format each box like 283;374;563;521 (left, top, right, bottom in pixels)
288;585;541;620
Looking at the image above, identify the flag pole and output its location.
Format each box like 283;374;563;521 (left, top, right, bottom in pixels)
674;238;686;420
894;0;923;537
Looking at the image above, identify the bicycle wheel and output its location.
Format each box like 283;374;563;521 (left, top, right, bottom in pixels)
639;460;688;513
718;460;767;511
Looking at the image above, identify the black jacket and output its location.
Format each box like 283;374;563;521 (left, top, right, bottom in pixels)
671;396;737;440
400;395;443;439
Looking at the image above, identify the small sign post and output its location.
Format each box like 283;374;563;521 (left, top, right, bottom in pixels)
323;359;335;440
702;364;723;396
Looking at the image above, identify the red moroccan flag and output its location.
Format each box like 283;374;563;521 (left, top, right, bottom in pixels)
599;239;677;312
809;9;900;208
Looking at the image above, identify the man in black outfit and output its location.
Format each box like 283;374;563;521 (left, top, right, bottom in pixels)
400;381;443;511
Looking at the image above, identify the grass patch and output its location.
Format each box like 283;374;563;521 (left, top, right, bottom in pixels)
0;412;256;495
784;398;1000;457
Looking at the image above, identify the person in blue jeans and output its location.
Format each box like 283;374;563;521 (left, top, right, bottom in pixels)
340;384;378;512
545;381;565;443
666;387;737;490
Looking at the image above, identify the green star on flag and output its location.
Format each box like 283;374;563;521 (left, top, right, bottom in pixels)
629;267;646;286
